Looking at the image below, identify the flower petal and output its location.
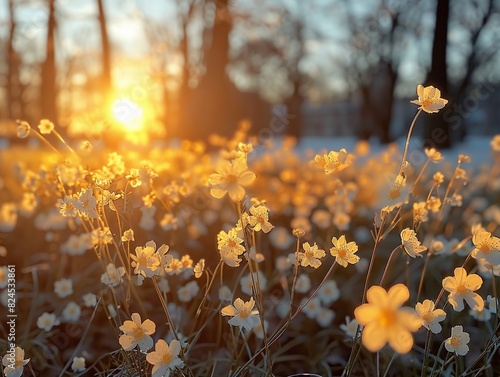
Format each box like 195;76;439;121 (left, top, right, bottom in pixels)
361;323;388;352
366;285;388;306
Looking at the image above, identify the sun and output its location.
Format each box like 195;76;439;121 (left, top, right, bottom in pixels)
111;99;144;132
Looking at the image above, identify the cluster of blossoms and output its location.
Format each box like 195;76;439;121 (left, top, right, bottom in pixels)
2;84;500;376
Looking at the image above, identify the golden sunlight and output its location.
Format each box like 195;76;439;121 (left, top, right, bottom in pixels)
111;98;144;132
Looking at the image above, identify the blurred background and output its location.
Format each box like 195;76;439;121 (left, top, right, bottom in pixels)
0;0;500;148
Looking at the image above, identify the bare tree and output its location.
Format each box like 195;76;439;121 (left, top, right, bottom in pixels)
97;0;112;104
40;0;58;122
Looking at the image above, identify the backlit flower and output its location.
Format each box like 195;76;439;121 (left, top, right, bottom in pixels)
221;297;260;331
126;168;142;188
314;149;351;174
445;326;470;356
400;228;427;258
76;188;98;218
146;339;184;377
119;313;156;352
442;267;484;312
131;241;172;278
330;235;359;267
208;157;256;201
100;263;126;287
425;147;443;162
38;119;55;134
121;229;135;242
2;347;30;377
248;205;273;233
415;299;446;334
471;230;500;266
297;242;326;268
410;85;448;113
194;259;205;278
354;284;421;353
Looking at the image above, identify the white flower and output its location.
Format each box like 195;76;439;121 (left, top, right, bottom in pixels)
294;274;311;294
415;299;446;334
316;307;335;327
54;278;73;298
36;312;59;332
221;297;260;331
301;297;321;319
340;316;360;338
62;301;81;322
100;263;126;287
445;325;470;356
177;281;200;303
71;356;85;372
318;280;340;306
219;286;233;302
240;271;267;296
82;293;97;307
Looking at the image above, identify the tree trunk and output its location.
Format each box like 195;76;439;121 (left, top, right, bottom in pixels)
5;0;23;119
97;0;112;104
40;0;58;123
285;80;302;139
424;0;450;149
177;0;233;140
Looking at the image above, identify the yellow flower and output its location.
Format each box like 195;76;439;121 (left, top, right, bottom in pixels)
118;313;156;352
471;230;500;266
400;228;427;258
425;148;443;162
38;119;55;134
208;157;256;201
354;284;421;353
126;168;142;188
490;135;500;152
314;149;350;174
410;85;448;113
442;267;484;312
248;205;273;233
330;235;359;267
297;242;326;268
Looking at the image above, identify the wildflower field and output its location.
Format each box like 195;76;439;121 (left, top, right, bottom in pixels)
1;86;500;376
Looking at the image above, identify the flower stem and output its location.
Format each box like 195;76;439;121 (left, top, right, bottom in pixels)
398;109;423;177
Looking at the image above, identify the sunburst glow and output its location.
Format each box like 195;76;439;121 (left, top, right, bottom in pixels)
111;99;144;132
